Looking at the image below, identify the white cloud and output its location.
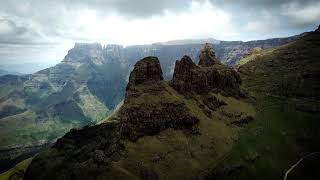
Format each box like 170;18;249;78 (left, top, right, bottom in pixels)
281;1;320;26
0;0;319;66
0;20;13;34
64;0;236;45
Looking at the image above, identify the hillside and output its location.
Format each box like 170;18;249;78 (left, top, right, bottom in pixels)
22;27;320;180
0;31;310;175
0;43;128;173
24;44;256;180
207;26;320;179
0;33;303;173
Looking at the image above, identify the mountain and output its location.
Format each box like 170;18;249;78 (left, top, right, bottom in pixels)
0;43;128;173
209;26;320;180
0;63;54;75
0;32;307;173
23;27;320;180
23;44;255;179
0;69;22;76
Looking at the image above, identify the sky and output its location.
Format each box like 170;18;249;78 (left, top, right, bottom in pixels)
0;0;319;69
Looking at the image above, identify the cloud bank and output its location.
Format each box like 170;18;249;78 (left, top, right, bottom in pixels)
0;0;319;65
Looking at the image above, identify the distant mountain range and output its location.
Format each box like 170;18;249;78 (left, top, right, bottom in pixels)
0;63;55;75
0;69;22;76
0;32;308;173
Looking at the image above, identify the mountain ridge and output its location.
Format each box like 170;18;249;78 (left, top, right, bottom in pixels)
22;26;320;180
0;30;308;174
24;43;256;180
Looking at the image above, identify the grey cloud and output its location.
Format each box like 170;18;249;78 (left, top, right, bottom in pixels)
75;0;193;18
0;0;319;45
0;18;45;45
0;0;318;65
210;0;320;31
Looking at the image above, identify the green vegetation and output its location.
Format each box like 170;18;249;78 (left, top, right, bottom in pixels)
0;111;82;147
109;82;256;179
210;95;320;180
19;31;320;179
0;158;32;180
0;61;120;151
209;31;320;179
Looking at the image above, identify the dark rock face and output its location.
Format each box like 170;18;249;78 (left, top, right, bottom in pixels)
199;43;218;67
170;55;207;93
126;56;163;90
120;101;199;141
24;122;124;180
171;44;242;96
119;57;199;141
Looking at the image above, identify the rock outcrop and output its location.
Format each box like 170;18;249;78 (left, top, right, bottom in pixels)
119;56;199;141
24;122;124;180
126;56;163;93
171;44;242;96
170;55;207;93
199;43;218;66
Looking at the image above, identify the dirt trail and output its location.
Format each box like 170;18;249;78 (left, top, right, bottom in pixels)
284;152;320;180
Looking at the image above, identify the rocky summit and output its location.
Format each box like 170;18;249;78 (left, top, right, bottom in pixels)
171;44;242;96
120;56;199;141
125;56;164;98
199;43;218;66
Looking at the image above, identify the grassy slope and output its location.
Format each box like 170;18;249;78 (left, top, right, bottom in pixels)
0;63;112;148
109;82;255;179
15;32;320;179
0;158;32;180
209;31;320;179
22;81;255;180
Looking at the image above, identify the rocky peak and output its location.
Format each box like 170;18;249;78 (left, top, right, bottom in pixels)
74;42;102;50
63;43;103;63
126;56;163;90
118;56;199;141
171;56;207;93
198;43;218;67
171;54;242;96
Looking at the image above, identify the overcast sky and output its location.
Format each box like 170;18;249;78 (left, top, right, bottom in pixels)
0;0;319;67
